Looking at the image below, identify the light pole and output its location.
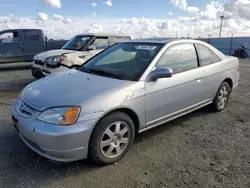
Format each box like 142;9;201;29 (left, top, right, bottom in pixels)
219;15;224;38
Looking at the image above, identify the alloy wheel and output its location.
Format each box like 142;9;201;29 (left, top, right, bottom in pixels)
217;85;229;109
100;121;130;159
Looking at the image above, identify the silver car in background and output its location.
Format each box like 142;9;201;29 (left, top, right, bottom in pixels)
12;38;240;164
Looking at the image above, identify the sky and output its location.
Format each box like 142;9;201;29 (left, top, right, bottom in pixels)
0;0;250;39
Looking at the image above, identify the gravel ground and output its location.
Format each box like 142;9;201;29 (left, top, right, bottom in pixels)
0;59;250;188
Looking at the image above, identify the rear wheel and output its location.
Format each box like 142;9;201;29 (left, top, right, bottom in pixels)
212;82;231;111
240;51;248;59
89;112;135;165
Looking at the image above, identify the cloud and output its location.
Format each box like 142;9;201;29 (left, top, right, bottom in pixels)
62;17;72;24
223;0;250;20
198;1;224;19
168;12;173;16
92;12;97;17
104;0;112;7
179;16;199;22
92;2;97;7
170;0;199;14
3;0;250;40
170;0;187;10
53;14;63;20
43;0;61;8
187;6;199;13
37;12;48;21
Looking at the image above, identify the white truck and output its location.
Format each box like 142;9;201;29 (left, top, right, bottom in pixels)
31;33;131;79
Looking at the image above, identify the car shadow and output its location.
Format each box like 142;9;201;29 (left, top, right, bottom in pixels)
134;106;214;144
1;128;102;188
1;106;214;188
0;63;32;71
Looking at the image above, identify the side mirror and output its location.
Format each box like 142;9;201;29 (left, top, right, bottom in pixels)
87;45;96;51
146;67;173;82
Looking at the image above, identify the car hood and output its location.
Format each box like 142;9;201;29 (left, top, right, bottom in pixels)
34;49;76;61
20;70;134;111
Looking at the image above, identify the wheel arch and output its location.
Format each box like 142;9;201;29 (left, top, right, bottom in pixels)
87;107;141;157
94;107;141;134
223;78;233;91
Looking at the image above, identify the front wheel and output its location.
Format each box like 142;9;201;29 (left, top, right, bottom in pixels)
211;82;231;111
89;112;135;165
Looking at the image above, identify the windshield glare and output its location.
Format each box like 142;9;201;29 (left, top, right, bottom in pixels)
81;42;163;81
62;36;90;50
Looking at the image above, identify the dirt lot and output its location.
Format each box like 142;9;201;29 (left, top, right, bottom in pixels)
0;60;250;188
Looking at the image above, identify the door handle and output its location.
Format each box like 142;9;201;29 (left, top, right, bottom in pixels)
195;76;203;80
195;76;203;83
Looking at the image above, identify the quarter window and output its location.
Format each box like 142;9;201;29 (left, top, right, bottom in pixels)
156;44;198;74
92;38;109;50
195;44;221;66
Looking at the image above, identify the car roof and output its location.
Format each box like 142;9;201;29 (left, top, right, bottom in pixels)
75;33;131;38
123;38;208;44
0;29;42;33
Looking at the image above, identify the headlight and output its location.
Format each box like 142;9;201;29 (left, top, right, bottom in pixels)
44;55;65;65
37;107;81;126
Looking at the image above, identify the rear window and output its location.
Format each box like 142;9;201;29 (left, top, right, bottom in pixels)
24;30;40;42
62;36;90;51
195;44;221;66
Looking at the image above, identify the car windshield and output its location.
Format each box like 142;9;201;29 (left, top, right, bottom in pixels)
62;36;90;51
80;42;163;81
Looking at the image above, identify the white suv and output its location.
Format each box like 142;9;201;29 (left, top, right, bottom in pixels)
31;33;131;79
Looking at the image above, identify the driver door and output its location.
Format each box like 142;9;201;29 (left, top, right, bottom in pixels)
0;30;24;63
145;43;208;127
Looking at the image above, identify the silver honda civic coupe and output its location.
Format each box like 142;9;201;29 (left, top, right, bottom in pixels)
12;38;240;164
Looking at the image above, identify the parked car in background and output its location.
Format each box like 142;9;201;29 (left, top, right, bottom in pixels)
12;38;239;165
31;33;131;79
0;29;67;64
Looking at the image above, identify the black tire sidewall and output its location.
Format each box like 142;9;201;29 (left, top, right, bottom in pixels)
241;51;248;59
89;112;135;165
213;82;231;111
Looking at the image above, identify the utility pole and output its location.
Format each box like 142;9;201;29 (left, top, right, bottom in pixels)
176;31;177;38
219;15;224;38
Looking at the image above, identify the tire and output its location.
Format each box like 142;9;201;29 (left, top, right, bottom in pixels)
89;112;135;165
240;51;248;59
211;82;231;112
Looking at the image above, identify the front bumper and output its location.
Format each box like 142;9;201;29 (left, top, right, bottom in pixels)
32;61;71;79
11;100;96;162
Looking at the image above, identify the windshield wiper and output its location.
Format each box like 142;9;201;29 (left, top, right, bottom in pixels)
81;66;92;74
84;68;128;80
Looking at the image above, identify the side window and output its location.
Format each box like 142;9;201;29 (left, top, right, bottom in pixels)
92;38;108;50
0;31;20;43
24;30;40;42
196;44;221;66
156;44;198;74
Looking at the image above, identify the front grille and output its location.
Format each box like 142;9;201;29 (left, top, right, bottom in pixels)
34;60;44;66
46;64;58;68
15;98;36;118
